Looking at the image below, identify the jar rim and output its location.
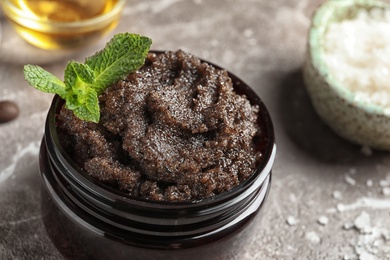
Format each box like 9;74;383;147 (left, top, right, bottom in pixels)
44;51;276;209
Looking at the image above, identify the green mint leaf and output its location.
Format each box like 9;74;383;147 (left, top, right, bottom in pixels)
23;33;152;123
66;88;100;123
85;33;152;95
63;61;100;122
23;65;67;98
64;61;95;91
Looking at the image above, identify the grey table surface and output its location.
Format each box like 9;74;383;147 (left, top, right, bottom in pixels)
1;0;390;259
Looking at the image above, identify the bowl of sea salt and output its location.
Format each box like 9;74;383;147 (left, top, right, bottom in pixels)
303;0;390;151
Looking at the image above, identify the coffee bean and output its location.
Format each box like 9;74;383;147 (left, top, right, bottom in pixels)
0;100;19;124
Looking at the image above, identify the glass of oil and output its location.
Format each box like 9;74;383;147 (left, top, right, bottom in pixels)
1;0;126;50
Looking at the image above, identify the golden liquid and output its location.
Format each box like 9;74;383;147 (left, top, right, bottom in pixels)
3;0;122;49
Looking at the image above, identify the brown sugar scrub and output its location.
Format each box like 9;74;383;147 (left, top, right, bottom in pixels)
27;34;275;259
56;50;264;202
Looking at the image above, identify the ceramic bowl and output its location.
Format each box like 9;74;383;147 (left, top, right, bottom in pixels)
303;0;390;150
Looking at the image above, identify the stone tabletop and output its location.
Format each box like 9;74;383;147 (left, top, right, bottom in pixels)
1;0;390;259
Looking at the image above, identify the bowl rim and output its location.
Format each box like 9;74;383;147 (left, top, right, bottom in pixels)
2;0;126;28
45;50;276;209
308;0;390;116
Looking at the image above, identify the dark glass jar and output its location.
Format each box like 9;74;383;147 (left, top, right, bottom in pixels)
39;61;276;260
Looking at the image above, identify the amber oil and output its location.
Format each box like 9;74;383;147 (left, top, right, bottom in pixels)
2;0;125;49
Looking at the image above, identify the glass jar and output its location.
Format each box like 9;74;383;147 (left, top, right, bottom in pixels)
39;65;276;260
1;0;126;50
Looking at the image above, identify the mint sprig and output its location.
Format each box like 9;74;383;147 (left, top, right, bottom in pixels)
23;33;152;123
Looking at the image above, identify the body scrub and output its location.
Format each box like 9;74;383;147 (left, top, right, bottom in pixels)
57;50;263;202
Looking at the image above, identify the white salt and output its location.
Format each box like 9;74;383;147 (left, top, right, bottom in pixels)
286;216;298;226
289;193;297;202
379;179;390;187
333;190;343;200
343;254;355;260
337;203;346;212
318;216;329;226
345;175;357;186
354;211;372;234
323;8;390;111
343;222;355;230
382;187;390;196
305;231;321;244
357;251;376;260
